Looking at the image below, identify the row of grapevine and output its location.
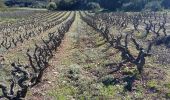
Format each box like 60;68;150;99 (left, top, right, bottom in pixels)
80;11;169;91
0;11;75;99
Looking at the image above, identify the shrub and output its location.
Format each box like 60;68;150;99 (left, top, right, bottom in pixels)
122;2;134;12
66;64;80;81
166;93;170;99
144;1;162;11
87;2;101;11
100;75;117;86
47;2;57;10
162;0;170;9
146;80;159;93
122;0;146;12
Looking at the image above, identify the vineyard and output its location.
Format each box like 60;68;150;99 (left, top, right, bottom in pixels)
0;10;170;100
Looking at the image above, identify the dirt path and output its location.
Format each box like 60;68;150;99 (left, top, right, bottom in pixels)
26;10;114;99
26;11;82;100
26;10;115;100
50;11;80;65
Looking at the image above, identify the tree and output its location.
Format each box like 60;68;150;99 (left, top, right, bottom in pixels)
122;0;148;11
96;0;123;11
57;0;81;10
145;1;162;11
162;0;170;9
47;2;57;10
87;2;101;11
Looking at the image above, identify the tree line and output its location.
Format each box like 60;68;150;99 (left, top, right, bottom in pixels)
1;0;170;11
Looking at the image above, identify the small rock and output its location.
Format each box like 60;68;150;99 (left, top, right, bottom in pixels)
47;81;52;84
53;72;58;74
62;81;66;84
42;93;45;96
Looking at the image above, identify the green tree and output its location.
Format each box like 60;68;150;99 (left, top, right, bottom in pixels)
87;2;101;11
122;0;148;11
47;2;57;10
162;0;170;9
145;1;162;11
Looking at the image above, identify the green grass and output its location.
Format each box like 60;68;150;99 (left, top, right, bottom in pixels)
165;83;170;89
0;7;47;12
47;85;77;100
100;85;123;99
166;93;170;99
0;17;18;24
147;80;158;89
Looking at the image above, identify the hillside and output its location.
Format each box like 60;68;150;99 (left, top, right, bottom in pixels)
2;0;170;11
